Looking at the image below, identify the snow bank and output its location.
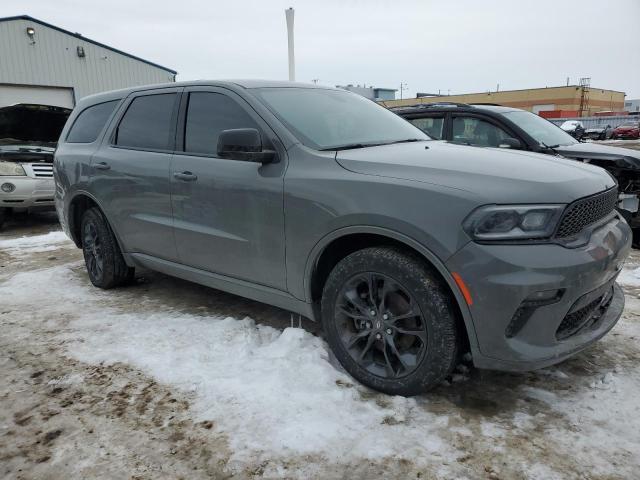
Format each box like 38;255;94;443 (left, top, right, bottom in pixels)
618;265;640;287
0;266;461;475
0;231;72;255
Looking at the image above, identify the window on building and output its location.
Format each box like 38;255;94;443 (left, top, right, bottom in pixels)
409;116;445;139
66;100;119;143
184;92;260;156
115;94;177;150
452;116;511;147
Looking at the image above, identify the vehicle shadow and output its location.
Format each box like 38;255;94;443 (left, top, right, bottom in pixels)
0;211;61;237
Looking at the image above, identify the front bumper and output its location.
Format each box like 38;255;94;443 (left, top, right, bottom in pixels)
447;214;631;371
0;176;55;210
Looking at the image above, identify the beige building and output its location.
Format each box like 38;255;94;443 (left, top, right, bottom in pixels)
380;85;626;117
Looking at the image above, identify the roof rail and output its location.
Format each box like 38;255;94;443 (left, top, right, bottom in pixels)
469;103;503;106
389;102;471;110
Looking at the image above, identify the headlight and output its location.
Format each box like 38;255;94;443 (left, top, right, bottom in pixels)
0;161;26;176
463;205;565;241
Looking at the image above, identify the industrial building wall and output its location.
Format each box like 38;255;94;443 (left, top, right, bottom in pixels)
381;86;625;115
0;18;175;102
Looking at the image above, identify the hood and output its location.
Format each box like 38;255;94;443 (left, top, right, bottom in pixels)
614;125;639;131
0;103;71;148
555;142;640;171
335;141;615;204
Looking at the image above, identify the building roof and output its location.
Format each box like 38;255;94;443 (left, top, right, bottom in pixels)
0;15;177;74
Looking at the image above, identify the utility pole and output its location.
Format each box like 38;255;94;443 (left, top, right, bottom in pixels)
285;8;295;81
399;82;408;100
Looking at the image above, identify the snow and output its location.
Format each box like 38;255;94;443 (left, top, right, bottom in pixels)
0;230;72;255
0;265;463;475
618;266;640;286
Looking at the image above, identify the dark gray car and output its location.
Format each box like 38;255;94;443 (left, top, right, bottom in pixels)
54;81;631;396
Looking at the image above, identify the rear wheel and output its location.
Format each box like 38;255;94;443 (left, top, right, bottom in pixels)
81;207;134;289
321;246;460;396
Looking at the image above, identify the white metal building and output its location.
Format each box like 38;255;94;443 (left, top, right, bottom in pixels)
0;15;176;109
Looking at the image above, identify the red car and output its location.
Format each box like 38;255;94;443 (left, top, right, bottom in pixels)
612;122;640;139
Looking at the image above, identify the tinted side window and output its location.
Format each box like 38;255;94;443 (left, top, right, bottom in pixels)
452;116;510;147
410;116;444;139
66;100;119;143
184;92;259;155
116;94;177;150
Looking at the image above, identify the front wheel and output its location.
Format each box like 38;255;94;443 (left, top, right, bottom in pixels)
321;247;460;396
81;207;134;289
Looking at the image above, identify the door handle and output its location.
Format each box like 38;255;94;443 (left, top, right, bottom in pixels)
94;162;110;170
173;171;198;182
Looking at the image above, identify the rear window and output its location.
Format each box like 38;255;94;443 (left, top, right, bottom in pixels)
66;100;119;143
115;94;177;150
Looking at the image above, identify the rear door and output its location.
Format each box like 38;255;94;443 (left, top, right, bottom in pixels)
170;87;287;289
90;87;181;261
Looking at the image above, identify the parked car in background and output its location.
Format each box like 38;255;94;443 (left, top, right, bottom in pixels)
584;124;614;141
613;122;640;140
55;81;630;396
0;103;71;229
391;103;640;238
560;120;585;139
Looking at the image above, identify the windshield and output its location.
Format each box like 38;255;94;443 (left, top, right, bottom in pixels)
252;87;430;150
504;111;578;147
0;104;71;147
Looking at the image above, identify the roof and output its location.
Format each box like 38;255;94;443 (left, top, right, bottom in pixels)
75;79;339;105
0;15;177;74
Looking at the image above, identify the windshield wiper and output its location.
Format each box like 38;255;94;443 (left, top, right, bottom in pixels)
319;142;384;151
320;139;422;151
541;142;561;155
384;138;421;145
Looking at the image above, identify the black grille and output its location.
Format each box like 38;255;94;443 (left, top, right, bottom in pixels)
555;287;613;341
555;188;618;238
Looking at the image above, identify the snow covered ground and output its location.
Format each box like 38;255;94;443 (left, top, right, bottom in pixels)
1;213;640;479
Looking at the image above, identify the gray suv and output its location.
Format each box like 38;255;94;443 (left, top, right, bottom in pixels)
54;81;631;396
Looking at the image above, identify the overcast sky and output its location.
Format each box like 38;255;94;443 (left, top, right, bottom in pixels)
5;0;640;98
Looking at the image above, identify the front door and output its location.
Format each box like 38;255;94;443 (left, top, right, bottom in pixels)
170;87;287;290
90;88;180;261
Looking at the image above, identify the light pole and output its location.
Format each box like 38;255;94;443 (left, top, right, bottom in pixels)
400;82;408;100
285;8;295;82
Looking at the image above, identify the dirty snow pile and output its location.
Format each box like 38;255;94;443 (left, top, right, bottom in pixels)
0;230;72;256
0;265;461;476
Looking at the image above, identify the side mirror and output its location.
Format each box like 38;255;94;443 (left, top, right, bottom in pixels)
498;137;522;149
217;128;276;163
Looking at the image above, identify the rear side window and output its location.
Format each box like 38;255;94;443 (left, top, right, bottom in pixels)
66;100;119;143
184;92;259;156
410;116;444;139
115;93;177;150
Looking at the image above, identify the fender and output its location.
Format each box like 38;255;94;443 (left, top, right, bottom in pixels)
303;225;480;350
66;189;134;267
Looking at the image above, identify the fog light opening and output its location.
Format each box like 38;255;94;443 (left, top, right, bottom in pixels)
1;183;16;193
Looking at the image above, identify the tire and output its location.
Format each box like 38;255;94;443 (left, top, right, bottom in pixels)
81;207;134;289
321;246;459;396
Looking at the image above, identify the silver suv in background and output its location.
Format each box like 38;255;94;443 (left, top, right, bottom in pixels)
54;81;631;395
0;104;71;228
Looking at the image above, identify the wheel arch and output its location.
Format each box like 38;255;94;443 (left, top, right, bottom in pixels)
305;226;479;352
67;192;128;260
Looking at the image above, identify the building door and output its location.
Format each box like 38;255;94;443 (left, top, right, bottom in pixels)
0;84;75;108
